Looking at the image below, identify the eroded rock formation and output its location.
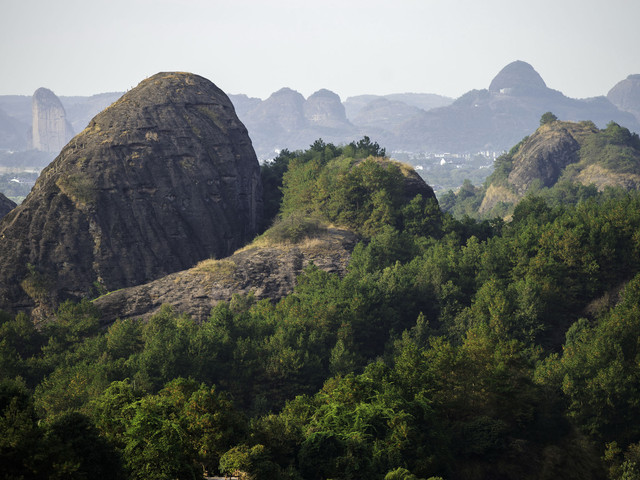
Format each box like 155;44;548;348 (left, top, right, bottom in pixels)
0;192;16;219
94;227;358;324
608;74;640;123
0;72;262;315
31;88;74;153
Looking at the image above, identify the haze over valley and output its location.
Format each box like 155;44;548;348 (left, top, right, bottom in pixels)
1;60;639;200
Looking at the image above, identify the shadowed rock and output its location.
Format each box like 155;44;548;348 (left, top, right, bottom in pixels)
0;192;16;218
94;227;358;324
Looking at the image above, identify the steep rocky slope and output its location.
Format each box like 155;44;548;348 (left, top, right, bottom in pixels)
506;121;597;195
61;92;124;132
303;89;352;129
31;88;74;153
0;192;16;218
94;226;358;324
0;72;262;315
608;74;640;123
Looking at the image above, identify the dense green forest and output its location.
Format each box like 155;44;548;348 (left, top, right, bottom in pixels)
3;138;640;479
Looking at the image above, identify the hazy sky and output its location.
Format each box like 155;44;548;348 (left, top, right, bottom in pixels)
1;0;639;101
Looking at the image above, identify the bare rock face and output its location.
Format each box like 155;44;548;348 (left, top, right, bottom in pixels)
0;72;263;315
94;227;358;324
608;74;640;123
303;89;352;129
488;60;548;95
0;192;16;218
248;87;307;133
507;123;590;195
32;88;74;153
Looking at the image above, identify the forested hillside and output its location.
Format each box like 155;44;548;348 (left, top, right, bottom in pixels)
441;116;640;219
3;139;640;480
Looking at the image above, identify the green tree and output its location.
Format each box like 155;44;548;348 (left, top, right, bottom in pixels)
540;112;558;125
123;379;200;480
0;378;44;480
44;411;124;480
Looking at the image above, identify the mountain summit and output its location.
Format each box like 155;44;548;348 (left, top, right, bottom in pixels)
488;60;548;94
0;72;263;316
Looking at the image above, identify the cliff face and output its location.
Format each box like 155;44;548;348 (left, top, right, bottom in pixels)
0;72;263;315
303;89;352;129
608;74;640;123
0;192;16;219
31;88;74;153
506;122;593;194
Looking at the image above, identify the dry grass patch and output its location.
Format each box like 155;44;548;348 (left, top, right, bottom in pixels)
192;258;237;280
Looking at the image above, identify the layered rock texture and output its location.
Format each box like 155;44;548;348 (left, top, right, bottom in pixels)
0;192;16;218
31;88;74;153
0;72;262;314
94;226;358;324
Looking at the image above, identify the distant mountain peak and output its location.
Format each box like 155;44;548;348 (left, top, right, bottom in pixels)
608;74;640;122
489;60;548;93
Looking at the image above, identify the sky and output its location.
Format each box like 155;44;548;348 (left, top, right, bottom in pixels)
1;0;639;101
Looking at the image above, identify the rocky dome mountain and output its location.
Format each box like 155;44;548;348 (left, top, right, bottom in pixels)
237;87;357;159
2;60;637;165
303;89;352;129
0;192;16;218
0;72;262;316
488;60;549;94
608;74;640;123
478;119;640;215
